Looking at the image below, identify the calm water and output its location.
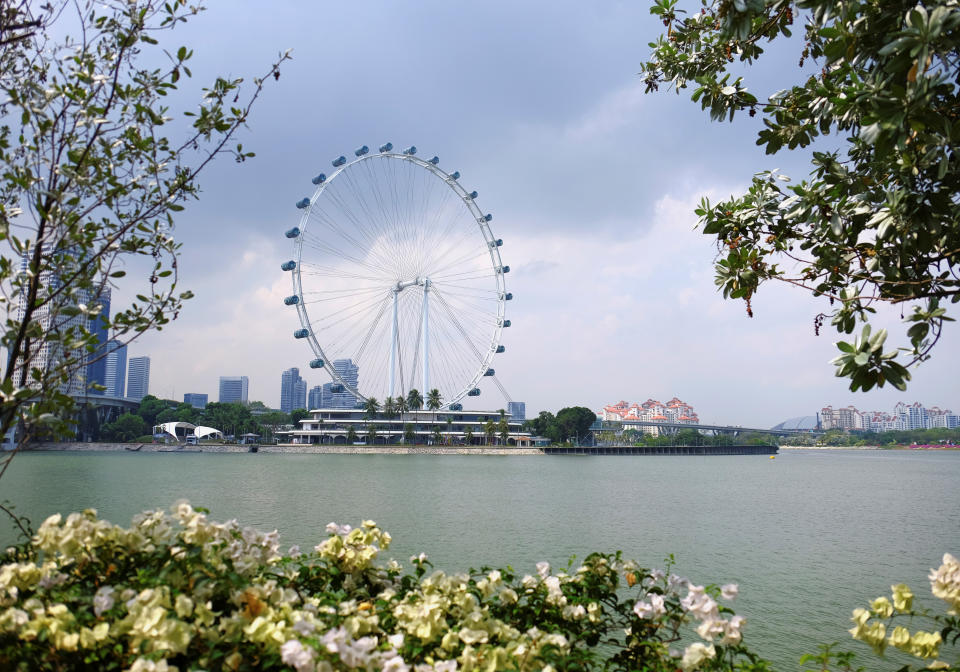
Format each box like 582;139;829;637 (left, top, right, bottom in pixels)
1;449;957;669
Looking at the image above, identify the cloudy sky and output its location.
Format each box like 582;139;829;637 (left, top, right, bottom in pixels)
118;0;957;426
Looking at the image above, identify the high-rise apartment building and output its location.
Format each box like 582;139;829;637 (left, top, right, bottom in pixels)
126;356;150;401
219;376;249;404
103;339;127;397
280;367;308;413
183;393;208;409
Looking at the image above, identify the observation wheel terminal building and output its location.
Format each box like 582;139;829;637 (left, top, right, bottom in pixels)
281;407;533;447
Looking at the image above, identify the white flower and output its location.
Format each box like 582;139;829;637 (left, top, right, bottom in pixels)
293;619;315;635
648;569;665;582
720;583;739;600
681;642;716;671
721;615;745;645
93;585;115;616
281;639;316;672
382;655;410;672
434;660;458;672
410;553;428;564
388;633;405;648
695;619;725;641
634;592;665;619
536;561;551;579
633;600;655;619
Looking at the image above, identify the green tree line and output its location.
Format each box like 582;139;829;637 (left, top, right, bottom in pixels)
96;396;303;443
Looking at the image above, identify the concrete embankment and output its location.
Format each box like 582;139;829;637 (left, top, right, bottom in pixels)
22;442;541;455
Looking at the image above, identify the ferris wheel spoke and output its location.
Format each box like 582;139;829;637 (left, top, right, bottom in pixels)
300;238;395;279
311;291;392;335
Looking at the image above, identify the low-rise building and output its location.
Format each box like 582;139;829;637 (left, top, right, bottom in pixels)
281;407;533;446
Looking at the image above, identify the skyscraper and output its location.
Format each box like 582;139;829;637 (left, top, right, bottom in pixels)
103;339;127;397
280;367;308;413
219;376;249;404
507;401;526;422
184;393;208;409
325;359;359;409
126;356;150;401
12;250;106;396
85;287;112;395
308;385;323;410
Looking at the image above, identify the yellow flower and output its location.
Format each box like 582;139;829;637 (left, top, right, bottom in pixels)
870;596;893;618
891;584;914;612
909;631;942;659
888;625;911;651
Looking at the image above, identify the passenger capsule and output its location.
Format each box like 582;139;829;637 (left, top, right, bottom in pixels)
484;213;493;222
332;155;347;167
312;173;326;185
496;345;505;353
449;403;463;411
468;191;478;199
484;368;495;376
488;239;503;247
379;142;393;152
294;328;309;339
296;197;311;209
504;292;513;301
284;295;300;306
450;171;460;180
281;260;296;271
285;227;301;239
498;265;510;273
309;358;325;369
355;145;369;156
502;319;511;327
402;146;417;155
467;388;481;397
429;156;439;165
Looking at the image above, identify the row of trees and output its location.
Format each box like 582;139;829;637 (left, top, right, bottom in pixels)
595;428;777;448
523;407;597;444
98;396;299;443
782;427;960;447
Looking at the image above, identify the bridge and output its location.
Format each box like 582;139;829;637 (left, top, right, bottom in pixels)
590;419;821;438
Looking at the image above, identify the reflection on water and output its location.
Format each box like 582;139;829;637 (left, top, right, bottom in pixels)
1;449;957;669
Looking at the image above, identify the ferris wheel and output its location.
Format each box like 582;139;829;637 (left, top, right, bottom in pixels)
281;143;512;408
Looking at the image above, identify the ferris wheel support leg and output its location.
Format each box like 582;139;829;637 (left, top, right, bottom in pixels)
422;279;431;395
390;291;398;398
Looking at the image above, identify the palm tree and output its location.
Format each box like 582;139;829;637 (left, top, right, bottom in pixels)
364;397;380;421
406;388;423;444
427;388;442;424
464;427;474;445
383;396;395;419
484;420;495;446
445;417;453;445
366;424;378;445
395;396;408;443
498;418;509;446
432;426;442;445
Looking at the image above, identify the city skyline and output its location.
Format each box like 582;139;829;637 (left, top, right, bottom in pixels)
109;2;958;426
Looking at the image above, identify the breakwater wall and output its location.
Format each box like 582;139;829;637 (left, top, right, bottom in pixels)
261;445;540;455
546;445;778;456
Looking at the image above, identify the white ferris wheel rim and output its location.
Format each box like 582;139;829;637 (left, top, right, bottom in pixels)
288;149;507;407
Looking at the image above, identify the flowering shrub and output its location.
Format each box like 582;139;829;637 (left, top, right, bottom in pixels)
841;553;960;670
0;503;771;671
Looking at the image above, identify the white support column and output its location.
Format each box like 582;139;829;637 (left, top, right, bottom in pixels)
389;290;398;398
422;278;430;395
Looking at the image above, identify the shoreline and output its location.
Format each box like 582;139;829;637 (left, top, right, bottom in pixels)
22;442;542;456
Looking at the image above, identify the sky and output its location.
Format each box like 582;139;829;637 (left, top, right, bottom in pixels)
112;0;957;427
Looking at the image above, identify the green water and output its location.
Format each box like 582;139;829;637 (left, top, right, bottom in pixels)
1;449;957;669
